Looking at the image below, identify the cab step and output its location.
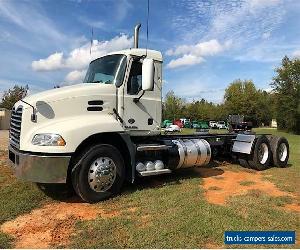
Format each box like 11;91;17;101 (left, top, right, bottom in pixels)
137;144;169;151
138;169;172;176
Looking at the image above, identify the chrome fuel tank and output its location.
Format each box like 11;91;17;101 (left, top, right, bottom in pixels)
172;139;211;168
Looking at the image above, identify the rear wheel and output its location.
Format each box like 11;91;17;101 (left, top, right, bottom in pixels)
72;144;125;203
248;136;271;170
238;157;251;168
268;136;289;167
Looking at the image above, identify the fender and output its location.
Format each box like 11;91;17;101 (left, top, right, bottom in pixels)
232;134;256;154
20;114;124;154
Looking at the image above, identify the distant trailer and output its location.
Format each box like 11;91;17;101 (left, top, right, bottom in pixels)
228;114;252;133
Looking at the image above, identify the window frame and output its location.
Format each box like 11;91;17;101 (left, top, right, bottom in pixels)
126;60;143;96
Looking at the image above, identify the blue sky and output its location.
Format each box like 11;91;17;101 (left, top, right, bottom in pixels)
0;0;300;103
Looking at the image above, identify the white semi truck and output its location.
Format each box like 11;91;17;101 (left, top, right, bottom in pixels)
8;25;289;202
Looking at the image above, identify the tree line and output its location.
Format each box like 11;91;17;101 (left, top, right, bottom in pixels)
163;56;300;134
163;81;272;127
0;56;299;134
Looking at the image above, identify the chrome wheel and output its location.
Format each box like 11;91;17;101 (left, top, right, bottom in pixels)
278;143;288;162
88;157;116;192
258;143;269;164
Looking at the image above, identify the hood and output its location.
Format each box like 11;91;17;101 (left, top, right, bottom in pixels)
22;83;116;107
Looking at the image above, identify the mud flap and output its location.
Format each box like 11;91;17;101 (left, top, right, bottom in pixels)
232;134;256;154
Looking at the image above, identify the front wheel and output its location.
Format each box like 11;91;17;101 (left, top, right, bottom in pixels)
72;144;125;203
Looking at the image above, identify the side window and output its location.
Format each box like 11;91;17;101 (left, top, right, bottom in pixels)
127;61;142;95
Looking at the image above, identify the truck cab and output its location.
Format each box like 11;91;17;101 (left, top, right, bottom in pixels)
10;49;163;152
9;46;163;197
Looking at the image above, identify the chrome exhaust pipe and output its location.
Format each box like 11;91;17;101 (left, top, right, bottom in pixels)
134;23;141;48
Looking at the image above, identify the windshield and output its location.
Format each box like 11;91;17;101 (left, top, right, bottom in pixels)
84;54;127;86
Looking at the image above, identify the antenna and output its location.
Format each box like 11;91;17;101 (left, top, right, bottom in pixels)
146;0;150;56
90;27;94;56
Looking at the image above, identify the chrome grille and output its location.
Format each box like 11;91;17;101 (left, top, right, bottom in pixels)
9;106;23;148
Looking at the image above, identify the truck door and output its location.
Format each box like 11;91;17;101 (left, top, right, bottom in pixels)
121;59;161;135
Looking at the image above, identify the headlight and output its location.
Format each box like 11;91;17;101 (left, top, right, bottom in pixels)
32;133;66;146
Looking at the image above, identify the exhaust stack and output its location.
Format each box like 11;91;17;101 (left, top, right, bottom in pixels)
134;23;141;48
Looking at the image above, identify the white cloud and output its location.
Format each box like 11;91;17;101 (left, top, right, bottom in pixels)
166;39;224;57
32;52;64;71
32;34;133;71
167;55;204;69
236;44;300;63
166;39;231;68
171;0;285;47
209;0;284;42
65;70;86;83
292;50;300;58
248;0;281;10
169;0;288;64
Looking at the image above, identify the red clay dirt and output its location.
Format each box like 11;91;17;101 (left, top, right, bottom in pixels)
284;203;300;213
0;201;119;248
202;169;299;211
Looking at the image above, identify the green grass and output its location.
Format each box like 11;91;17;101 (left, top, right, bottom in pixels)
69;128;300;248
239;180;256;186
0;231;13;248
0;151;49;224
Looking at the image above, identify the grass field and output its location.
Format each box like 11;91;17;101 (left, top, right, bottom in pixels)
0;128;299;248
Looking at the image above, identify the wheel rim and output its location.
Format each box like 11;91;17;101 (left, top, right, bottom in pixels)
88;157;116;192
258;143;269;164
278;143;288;162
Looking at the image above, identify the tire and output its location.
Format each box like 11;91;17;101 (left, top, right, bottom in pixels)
71;144;125;203
238;157;251;168
248;136;271;171
268;136;289;168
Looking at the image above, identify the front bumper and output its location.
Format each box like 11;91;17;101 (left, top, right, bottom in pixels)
8;146;71;183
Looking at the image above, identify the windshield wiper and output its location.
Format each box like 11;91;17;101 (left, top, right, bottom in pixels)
92;80;102;83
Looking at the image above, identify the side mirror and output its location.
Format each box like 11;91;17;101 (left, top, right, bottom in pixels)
142;58;154;91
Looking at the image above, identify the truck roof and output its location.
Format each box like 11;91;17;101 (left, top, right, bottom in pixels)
107;48;163;62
